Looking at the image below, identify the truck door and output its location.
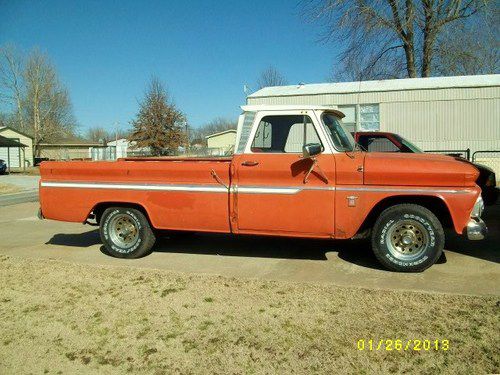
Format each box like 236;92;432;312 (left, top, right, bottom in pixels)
232;111;336;237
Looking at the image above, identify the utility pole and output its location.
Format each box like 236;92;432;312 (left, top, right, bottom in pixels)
185;120;189;156
114;121;119;159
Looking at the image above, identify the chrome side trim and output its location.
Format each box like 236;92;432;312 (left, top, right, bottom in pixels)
41;181;335;195
336;187;470;194
40;181;228;193
236;186;300;194
41;181;470;195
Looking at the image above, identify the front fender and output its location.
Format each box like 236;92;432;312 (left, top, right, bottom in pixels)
334;186;480;238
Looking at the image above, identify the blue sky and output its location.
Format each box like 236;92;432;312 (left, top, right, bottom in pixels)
0;0;336;133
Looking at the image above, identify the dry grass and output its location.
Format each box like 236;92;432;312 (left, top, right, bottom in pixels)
7;167;40;175
0;183;21;195
0;255;498;374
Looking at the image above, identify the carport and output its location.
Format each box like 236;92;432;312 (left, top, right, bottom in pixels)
0;135;27;173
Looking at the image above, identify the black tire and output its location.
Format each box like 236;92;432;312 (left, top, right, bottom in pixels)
371;204;444;272
99;207;156;258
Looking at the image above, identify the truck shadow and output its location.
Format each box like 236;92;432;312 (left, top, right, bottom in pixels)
46;204;499;269
151;234;389;270
46;230;101;247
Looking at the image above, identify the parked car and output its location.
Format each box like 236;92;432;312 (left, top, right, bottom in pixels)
0;159;7;174
39;105;487;272
354;132;499;206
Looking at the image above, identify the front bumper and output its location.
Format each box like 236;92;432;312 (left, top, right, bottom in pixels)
467;217;487;240
466;195;487;240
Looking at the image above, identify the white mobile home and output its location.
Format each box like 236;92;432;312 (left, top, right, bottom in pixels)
247;75;500;155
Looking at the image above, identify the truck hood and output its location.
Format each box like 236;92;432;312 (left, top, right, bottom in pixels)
364;152;479;187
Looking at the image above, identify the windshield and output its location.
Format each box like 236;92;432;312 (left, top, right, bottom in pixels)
395;135;423;153
321;112;355;151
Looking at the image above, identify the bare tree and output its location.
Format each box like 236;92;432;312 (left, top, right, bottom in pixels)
1;46;76;155
192;117;237;142
0;45;26;131
130;77;186;156
434;12;499;76
86;126;130;143
86;127;109;143
256;66;288;89
303;0;494;80
24;50;76;155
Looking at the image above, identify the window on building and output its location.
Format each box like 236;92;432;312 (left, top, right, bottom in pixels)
251;115;321;153
338;104;380;132
359;104;380;131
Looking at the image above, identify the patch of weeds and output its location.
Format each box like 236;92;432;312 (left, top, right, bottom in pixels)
258;308;265;313
22;304;42;313
3;339;12;346
65;352;77;361
198;320;214;331
161;332;181;341
1;298;11;303
81;356;91;365
161;287;185;297
136;326;151;339
92;311;102;319
203;297;214;303
141;347;158;361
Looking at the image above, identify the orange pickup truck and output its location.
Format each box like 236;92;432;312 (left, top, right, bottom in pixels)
39;105;487;272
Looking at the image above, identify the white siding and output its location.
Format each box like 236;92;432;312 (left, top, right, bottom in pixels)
0;128;33;168
247;83;500;155
0;147;20;167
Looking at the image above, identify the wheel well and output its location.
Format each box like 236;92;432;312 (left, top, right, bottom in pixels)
359;195;453;233
91;202;151;225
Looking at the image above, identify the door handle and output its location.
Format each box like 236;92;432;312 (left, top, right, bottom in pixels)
241;161;259;167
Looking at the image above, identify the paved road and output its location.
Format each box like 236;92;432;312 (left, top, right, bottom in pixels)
0;202;498;296
0;174;39;206
0;191;38;207
0;174;39;190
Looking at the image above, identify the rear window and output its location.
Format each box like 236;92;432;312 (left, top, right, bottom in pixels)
251;115;321;153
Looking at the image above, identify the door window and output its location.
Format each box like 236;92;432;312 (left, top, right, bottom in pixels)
250;115;321;153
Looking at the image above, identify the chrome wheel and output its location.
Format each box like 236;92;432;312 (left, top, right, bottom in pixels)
385;219;429;261
108;214;139;249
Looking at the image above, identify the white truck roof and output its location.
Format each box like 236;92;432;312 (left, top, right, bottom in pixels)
235;105;346;154
241;104;345;114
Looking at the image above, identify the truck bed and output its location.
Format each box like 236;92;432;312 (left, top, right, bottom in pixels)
39;158;232;233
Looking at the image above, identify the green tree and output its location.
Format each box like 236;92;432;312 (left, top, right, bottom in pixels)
130;77;185;156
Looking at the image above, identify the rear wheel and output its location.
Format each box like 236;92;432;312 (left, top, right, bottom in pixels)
371;204;444;272
99;207;156;258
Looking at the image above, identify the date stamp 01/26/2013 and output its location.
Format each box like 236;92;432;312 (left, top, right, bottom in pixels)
356;339;449;352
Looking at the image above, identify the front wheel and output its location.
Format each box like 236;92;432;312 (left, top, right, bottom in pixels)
371;204;444;272
99;207;156;258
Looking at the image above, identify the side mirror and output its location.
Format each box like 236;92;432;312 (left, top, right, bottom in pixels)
302;143;322;158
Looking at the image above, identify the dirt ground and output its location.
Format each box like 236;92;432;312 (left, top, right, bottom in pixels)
0;255;498;374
